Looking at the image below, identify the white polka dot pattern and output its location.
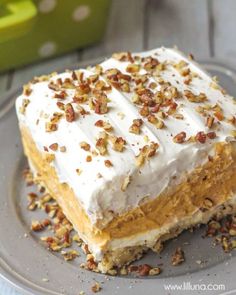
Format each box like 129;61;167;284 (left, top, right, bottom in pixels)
38;42;57;57
38;0;57;13
72;5;90;22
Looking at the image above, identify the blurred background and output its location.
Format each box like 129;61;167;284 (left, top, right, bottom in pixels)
0;0;236;293
1;0;236;96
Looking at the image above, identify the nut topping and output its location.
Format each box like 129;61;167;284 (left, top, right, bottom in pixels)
91;282;101;293
19;98;30;114
121;175;131;191
76;168;82;175
207;131;216;139
60;146;66;152
104;160;113;167
45;122;57;132
110;136;126;152
129;119;143;134
206;116;214;128
86;155;92;162
135;142;159;167
54;90;67;99
80;142;91;151
23;84;32;96
171;247;185;266
173;132;186;143
195;131;207;144
184;90;207;103
126;63;140;73
137;264;151;276
65;103;75;122
95;120;113;132
96;132;108;155
49;143;58;151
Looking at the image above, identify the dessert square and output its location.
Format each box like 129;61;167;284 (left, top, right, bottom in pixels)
16;48;236;273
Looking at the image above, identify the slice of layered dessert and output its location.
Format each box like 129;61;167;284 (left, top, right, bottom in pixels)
16;48;236;273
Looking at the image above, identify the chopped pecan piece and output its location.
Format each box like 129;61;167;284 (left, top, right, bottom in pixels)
137;264;152;276
126;63;140;73
50;112;63;124
129;119;143;134
91;282;101;293
94;95;108;114
110;136;126;152
31;219;51;232
65;103;75;122
60;146;66;152
48;81;60;91
143;57;159;71
205;220;220;237
147;114;158;124
76;168;82;175
137;88;154;106
222;236;232;253
180;67;190;77
95;80;111;91
214;110;224;121
171;247;185;266
149;82;157;89
19;98;30;114
86;155;92;162
104;160;113;167
95;120;113;132
173;113;184;120
73;93;88;104
96;132;108;155
206;116;214;128
135;142;159;167
173;132;186;143
139;106;150;117
77;82;91;95
88;74;99;84
195;131;207;143
45;122;57;132
135;152;145;167
56;102;65;110
54;90;67;99
72;70;84;82
49;143;58;151
148;114;165;129
147;142;159;157
80;141;91;151
112;51;134;62
61;250;79;261
149;267;161;276
31;220;44;232
174;60;188;70
184;90;207;103
61;77;75;89
121;175;131;191
207;131;216;139
23;84;32;96
227;115;236;125
184;76;192;85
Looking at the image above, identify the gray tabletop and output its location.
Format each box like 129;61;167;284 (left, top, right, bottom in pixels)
1;0;236;294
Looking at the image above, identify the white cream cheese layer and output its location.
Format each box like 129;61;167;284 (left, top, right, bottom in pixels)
16;48;236;227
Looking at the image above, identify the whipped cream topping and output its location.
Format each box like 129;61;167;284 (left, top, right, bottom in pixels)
16;48;236;228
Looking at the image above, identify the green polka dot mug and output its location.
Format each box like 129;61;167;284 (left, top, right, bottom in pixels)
0;0;110;71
